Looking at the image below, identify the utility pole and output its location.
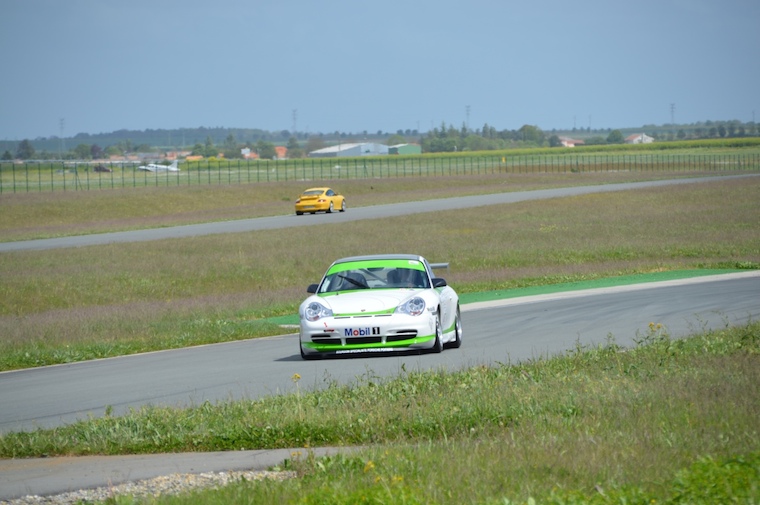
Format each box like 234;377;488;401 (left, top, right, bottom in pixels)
59;118;65;159
465;105;470;132
670;103;676;125
292;109;297;137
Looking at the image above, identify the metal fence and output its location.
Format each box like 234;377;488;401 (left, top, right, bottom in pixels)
2;151;759;193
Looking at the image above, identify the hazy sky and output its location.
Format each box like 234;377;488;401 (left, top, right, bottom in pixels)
1;0;758;140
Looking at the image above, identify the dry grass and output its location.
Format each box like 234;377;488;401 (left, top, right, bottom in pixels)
0;170;728;241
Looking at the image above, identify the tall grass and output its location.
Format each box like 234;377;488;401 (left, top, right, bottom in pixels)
0;174;758;371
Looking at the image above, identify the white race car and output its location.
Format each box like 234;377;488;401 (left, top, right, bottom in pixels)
298;254;462;359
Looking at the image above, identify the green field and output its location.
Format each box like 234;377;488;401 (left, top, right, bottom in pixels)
0;147;758;503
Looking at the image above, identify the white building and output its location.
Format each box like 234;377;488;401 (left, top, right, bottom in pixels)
308;142;389;158
559;137;584;147
625;133;654;144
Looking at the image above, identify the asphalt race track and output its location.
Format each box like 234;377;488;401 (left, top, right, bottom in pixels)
2;270;759;436
0;271;758;435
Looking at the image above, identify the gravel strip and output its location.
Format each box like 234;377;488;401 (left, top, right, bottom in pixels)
1;469;296;505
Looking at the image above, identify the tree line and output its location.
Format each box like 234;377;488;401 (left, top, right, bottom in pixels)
420;120;760;153
3;120;757;160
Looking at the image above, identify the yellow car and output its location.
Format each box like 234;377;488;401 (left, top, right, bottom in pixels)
295;187;347;215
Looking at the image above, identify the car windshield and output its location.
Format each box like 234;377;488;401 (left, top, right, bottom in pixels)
319;260;430;293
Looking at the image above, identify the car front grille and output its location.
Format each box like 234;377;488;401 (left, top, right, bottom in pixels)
386;330;418;342
311;334;341;345
309;329;418;345
346;336;381;345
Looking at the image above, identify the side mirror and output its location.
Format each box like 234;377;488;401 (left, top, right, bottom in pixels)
432;278;447;288
307;283;319;293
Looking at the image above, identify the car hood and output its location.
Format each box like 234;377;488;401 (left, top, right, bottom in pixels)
319;289;422;316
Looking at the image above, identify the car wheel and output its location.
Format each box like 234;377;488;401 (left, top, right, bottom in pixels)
327;201;334;213
430;312;443;353
340;200;346;212
446;307;462;349
296;211;303;216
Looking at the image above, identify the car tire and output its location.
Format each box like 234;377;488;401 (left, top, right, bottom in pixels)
296;211;303;216
430;312;443;353
340;200;346;212
446;307;462;349
327;201;334;213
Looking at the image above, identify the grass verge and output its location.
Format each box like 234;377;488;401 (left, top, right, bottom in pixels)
1;321;757;503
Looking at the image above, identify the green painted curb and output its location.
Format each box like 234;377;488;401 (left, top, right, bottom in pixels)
458;269;747;305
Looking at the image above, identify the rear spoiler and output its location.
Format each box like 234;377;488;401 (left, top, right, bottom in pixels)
430;262;449;270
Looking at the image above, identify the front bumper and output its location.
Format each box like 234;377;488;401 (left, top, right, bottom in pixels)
299;314;436;356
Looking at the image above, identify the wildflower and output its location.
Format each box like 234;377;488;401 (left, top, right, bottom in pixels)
292;373;301;383
364;460;375;473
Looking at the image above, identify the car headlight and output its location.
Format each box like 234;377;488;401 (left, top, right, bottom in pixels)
396;296;426;316
304;301;333;322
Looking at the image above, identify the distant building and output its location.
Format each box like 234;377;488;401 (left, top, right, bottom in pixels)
165;151;191;160
274;146;288;159
388;143;422;155
308;142;389;158
625;133;654;144
558;137;584;148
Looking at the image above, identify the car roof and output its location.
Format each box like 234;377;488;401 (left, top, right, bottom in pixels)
331;254;425;265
